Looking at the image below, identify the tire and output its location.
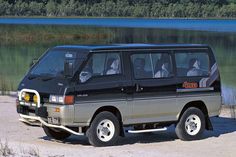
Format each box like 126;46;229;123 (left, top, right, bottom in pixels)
43;126;71;141
175;107;205;141
87;111;120;147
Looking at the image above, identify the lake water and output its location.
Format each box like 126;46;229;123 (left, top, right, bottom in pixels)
1;18;236;32
0;18;236;105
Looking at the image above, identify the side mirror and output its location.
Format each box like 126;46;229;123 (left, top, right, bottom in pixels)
30;59;38;67
64;60;74;78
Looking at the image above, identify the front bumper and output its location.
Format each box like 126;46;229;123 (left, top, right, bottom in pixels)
17;88;84;136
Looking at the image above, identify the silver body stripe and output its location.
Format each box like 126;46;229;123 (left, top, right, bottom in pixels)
177;87;214;93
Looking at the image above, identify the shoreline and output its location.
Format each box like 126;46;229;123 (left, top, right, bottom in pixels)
1;16;236;20
0;91;17;97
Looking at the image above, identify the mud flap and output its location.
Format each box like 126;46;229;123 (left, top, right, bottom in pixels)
205;116;213;130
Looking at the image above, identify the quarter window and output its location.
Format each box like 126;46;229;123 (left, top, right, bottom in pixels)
175;52;209;77
131;53;173;79
79;53;121;83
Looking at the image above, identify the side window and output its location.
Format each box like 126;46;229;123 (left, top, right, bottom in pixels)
131;53;173;79
79;53;121;83
175;52;209;77
105;53;121;75
152;53;173;78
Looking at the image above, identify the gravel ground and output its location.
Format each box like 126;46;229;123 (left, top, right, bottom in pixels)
0;96;236;157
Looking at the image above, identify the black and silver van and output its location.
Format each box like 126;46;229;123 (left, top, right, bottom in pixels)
17;44;221;146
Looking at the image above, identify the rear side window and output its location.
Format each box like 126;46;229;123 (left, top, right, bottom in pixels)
79;52;121;83
131;53;173;79
175;52;209;77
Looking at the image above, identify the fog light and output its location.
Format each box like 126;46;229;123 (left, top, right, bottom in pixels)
24;93;30;102
33;95;38;103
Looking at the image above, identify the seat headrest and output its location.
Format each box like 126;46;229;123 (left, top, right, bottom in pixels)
134;58;145;68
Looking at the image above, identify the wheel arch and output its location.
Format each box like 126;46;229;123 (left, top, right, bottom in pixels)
178;100;213;130
90;106;124;136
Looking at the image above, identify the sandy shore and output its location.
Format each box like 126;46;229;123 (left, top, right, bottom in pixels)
0;96;236;157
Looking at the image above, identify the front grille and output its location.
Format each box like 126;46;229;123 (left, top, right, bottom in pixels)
28;106;36;113
17;105;48;118
17;105;36;114
17;105;29;115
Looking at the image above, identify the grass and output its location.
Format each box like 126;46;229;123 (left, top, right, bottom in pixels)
0;140;14;157
0;139;65;157
0;139;40;157
0;77;9;95
20;147;40;157
0;24;114;46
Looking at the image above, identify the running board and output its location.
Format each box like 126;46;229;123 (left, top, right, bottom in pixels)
127;127;167;134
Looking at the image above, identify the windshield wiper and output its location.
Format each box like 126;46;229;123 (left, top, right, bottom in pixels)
28;74;39;80
28;73;55;81
41;75;54;81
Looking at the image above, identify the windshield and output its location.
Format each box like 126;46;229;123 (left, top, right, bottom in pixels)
30;50;78;77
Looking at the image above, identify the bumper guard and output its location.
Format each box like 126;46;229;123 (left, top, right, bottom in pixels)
19;114;84;136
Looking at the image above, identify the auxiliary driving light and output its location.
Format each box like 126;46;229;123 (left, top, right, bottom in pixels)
24;93;30;102
33;95;38;103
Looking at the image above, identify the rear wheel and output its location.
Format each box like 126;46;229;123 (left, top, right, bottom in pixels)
43;126;71;141
175;107;205;141
87;111;120;147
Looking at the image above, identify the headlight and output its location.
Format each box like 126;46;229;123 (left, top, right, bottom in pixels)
49;95;63;103
49;95;74;105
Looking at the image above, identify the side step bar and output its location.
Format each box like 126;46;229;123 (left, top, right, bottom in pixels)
127;127;167;134
19;114;84;136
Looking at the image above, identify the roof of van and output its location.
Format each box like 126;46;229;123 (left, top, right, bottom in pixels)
54;43;210;52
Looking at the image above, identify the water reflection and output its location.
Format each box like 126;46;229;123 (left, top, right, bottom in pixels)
0;24;235;105
0;18;236;32
222;85;236;105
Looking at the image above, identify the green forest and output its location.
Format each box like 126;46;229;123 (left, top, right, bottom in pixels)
0;0;236;18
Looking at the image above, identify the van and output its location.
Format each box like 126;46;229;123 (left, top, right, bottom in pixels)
17;44;222;146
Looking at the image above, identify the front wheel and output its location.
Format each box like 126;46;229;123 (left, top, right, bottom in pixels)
175;107;205;141
87;111;120;147
43;126;71;141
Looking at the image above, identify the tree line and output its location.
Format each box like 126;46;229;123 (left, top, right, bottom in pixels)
0;0;236;18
